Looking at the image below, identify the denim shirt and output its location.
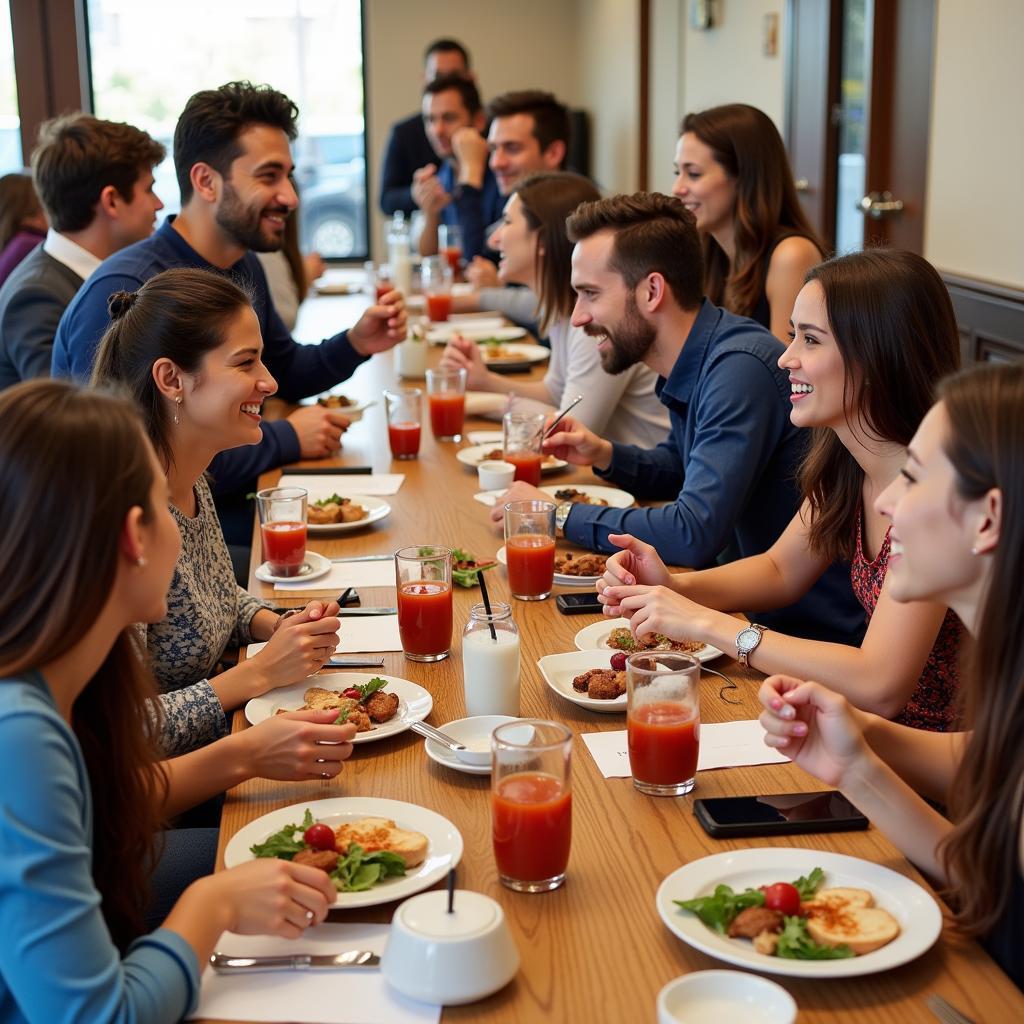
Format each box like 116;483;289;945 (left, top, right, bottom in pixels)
436;160;504;261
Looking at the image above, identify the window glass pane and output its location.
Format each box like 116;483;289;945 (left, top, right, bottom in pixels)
86;0;366;259
0;2;23;173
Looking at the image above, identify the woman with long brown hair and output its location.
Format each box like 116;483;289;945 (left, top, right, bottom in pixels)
672;103;823;345
0;172;47;288
440;171;670;447
0;380;343;1020
759;362;1024;987
600;250;964;730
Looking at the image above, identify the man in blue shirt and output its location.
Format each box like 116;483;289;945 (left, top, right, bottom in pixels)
52;82;406;499
413;74;503;262
493;192;864;644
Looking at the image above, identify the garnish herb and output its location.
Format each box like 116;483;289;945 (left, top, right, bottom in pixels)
250;809;315;859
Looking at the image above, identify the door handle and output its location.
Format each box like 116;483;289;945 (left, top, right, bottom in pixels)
858;191;905;218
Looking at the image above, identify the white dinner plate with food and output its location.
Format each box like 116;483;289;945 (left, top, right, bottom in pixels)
298;394;376;420
422;715;518;775
494;545;605;587
573;616;724;663
224;796;463;909
539;484;635;509
537;650;626;714
656;848;942;978
243;673;432;744
306;494;391;534
478;342;550;366
255;551;331;584
426;323;525;344
456;444;568;473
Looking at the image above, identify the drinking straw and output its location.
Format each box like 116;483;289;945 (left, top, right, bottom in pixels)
477;567;498;640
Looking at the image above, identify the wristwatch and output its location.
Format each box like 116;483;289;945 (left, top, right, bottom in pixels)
554;502;572;538
735;623;767;668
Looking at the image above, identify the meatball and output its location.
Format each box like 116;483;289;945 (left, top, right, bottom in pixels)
293;848;340;872
727;906;784;939
364;690;400;723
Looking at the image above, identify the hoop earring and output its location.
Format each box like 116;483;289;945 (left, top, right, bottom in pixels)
173;397;182;426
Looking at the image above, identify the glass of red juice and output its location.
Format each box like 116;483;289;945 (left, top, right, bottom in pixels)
503;499;556;601
395;545;453;662
626;652;700;796
421;255;452;321
425;366;466;442
256;486;308;578
502;411;545;486
364;259;392;301
383;387;422;460
439;224;463;276
492;720;572;892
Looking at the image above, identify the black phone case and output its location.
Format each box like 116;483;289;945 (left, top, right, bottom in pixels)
693;798;869;838
555;594;604;615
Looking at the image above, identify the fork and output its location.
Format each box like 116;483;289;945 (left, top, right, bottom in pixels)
926;993;976;1024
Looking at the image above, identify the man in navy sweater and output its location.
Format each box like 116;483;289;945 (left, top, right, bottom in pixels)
52;82;405;541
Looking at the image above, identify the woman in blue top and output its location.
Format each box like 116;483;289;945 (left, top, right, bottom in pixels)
0;380;347;1022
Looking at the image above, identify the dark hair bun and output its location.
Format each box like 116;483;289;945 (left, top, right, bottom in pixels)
108;290;139;320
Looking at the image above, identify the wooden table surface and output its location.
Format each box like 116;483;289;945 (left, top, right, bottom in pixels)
210;296;1022;1023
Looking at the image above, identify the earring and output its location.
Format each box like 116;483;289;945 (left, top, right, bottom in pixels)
173;397;182;425
136;556;148;568
971;546;979;556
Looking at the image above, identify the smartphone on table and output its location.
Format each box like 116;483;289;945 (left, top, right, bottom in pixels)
694;791;869;838
555;593;604;615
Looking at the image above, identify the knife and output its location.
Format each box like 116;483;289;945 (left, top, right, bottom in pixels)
330;554;393;562
326;657;386;668
337;607;397;616
210;950;380;973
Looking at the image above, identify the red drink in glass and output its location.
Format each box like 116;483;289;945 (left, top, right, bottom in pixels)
627;703;699;788
388;421;421;459
506;533;555;598
429;393;465;440
492;772;572;884
397;581;453;659
426;293;452;321
260;521;307;577
442;246;462;273
375;282;393;302
505;450;542;486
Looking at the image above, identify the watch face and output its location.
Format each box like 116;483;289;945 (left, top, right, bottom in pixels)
737;627;760;649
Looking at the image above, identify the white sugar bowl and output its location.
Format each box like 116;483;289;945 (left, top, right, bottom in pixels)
381;889;519;1005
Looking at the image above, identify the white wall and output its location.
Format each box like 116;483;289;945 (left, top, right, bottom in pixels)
923;0;1024;288
647;0;685;194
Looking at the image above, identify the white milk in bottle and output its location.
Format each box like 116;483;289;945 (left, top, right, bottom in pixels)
462;602;520;717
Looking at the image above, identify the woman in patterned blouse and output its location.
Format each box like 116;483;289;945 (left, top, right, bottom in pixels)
600;250;964;731
91;269;356;786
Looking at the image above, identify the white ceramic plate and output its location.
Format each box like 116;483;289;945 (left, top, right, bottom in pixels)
656;848;942;978
298;395;377;420
456;444;567;474
224;796;463;909
243;673;432;744
540;484;635;509
422;715;519;775
307;494;391;535
426;323;526;344
479;342;549;366
573;616;724;663
255;550;331;584
494;545;602;588
537;650;626;714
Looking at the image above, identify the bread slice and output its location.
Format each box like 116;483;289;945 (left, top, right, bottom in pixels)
333;816;429;868
809;887;875;909
303;687;347;711
804;899;900;954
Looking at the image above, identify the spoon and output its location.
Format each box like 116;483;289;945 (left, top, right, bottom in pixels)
409;721;492;766
542;394;584;440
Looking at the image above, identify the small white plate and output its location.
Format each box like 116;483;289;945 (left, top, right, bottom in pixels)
422;715;518;775
298;395;376;420
656;847;942;978
658;971;796;1024
426;323;526;344
479;342;550;366
225;797;463;908
307;494;391;535
244;673;432;744
537;650;626;714
574;616;724;663
255;550;331;584
540;484;635;509
456;444;567;474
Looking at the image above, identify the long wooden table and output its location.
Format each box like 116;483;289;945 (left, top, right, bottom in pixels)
211;297;1023;1023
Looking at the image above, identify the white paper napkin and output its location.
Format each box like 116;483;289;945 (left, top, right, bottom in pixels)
247;615;402;656
473;490;504;506
189;923;439;1024
465;429;504;445
274;560;395;591
582;720;789;779
278;474;405;496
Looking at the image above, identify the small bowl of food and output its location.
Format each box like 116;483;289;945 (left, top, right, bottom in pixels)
657;971;796;1024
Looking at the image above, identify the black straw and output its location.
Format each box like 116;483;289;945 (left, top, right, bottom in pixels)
446;867;456;913
477;568;498;640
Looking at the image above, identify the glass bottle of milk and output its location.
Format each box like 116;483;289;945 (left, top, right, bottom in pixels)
462;603;520;717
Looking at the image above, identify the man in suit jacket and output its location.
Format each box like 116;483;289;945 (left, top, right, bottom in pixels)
379;38;472;216
0;114;164;390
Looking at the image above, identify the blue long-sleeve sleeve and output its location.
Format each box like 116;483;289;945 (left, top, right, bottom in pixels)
437;163;503;262
0;676;200;1023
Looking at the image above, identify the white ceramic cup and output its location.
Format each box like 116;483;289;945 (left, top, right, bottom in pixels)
382;889;519;1005
657;970;796;1024
478;460;516;490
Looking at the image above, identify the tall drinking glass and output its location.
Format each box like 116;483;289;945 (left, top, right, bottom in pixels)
383;387;422;460
395;545;453;662
256;486;308;578
502;411;546;486
626;653;701;796
504;499;556;601
439;223;463;275
421;254;453;321
492;720;572;892
425;366;466;442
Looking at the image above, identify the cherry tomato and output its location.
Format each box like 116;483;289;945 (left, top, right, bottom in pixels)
303;823;337;851
342;687;362;700
762;882;801;916
610;652;627;671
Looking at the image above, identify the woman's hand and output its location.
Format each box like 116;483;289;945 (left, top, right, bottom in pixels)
609;584;713;643
598;534;673;613
252;601;341;691
239;708;356;781
758;676;873;787
439;334;492;391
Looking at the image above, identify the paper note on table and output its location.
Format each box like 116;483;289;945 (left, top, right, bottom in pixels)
274;559;395;591
582;720;789;779
189;923;439;1024
465;429;504;445
247;615;401;657
278;473;405;496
